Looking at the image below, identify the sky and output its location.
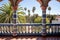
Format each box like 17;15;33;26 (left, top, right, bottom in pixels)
0;0;60;16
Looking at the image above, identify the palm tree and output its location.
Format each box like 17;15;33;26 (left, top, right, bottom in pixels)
32;7;36;13
0;3;13;23
48;7;51;23
24;7;27;11
28;10;30;16
48;7;51;15
32;7;36;23
48;7;51;33
0;3;23;23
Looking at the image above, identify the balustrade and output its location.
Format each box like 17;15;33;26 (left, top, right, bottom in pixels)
0;23;60;36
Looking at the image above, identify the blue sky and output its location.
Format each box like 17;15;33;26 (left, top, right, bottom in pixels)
0;0;60;16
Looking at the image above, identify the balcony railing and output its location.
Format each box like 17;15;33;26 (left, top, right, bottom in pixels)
0;23;60;36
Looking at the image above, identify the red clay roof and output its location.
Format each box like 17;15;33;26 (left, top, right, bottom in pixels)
56;16;60;18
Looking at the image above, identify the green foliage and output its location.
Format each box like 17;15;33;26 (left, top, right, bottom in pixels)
34;16;42;23
18;16;26;23
32;7;36;13
0;3;24;23
0;3;13;23
46;18;50;24
48;7;51;11
46;14;56;23
24;7;27;11
17;11;26;23
0;3;56;23
18;11;25;15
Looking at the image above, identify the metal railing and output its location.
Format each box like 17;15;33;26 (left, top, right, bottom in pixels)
0;23;60;36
